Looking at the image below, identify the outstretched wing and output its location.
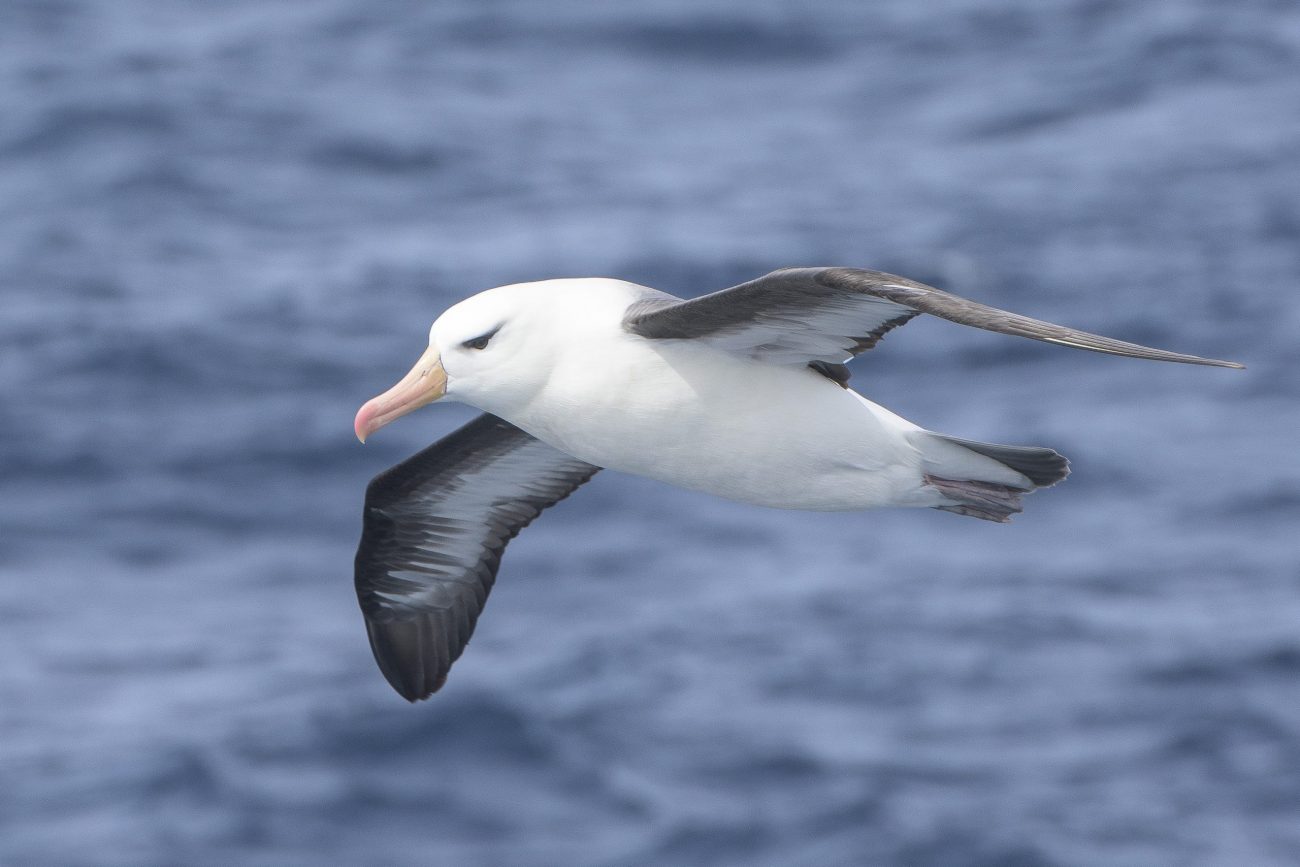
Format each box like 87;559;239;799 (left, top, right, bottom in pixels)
355;413;600;701
623;267;1243;374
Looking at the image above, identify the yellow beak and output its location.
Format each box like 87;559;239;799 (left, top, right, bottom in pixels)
354;346;447;443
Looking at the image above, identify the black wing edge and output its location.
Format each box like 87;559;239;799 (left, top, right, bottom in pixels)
625;266;1244;370
355;414;600;701
811;267;1245;369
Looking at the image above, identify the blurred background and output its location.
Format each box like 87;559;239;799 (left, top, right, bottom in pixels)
2;0;1298;864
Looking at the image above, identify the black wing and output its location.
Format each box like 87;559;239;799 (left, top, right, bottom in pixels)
355;413;600;701
624;266;1243;372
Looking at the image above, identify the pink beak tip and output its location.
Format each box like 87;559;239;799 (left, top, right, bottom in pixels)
354;402;376;444
353;349;446;446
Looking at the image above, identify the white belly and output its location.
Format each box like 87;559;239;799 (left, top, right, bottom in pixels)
500;339;934;511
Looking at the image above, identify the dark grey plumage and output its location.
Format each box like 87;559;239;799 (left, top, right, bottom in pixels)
933;435;1071;487
624;266;1243;374
923;434;1071;522
355;413;599;701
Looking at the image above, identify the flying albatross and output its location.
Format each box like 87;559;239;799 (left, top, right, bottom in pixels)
352;266;1242;700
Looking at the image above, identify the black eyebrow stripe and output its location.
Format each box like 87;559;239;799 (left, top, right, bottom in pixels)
463;323;504;346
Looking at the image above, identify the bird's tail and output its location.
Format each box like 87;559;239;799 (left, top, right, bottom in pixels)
908;432;1070;523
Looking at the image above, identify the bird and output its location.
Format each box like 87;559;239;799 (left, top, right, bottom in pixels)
352;266;1242;701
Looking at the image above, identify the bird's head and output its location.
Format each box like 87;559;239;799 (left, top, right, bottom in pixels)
354;278;642;442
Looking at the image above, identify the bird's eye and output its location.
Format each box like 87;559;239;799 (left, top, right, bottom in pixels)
461;326;500;351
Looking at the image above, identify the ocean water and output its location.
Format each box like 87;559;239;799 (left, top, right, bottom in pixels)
2;1;1298;864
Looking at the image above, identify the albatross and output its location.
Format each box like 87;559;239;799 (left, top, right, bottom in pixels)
352;266;1242;700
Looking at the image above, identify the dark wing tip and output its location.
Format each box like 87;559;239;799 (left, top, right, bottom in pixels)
366;615;450;702
811;268;1249;370
354;414;602;702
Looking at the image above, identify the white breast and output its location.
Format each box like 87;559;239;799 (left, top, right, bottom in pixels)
502;333;928;511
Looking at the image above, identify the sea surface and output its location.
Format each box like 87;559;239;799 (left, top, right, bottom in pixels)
2;1;1298;865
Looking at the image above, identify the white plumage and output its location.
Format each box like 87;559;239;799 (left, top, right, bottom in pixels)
433;279;983;510
351;266;1241;700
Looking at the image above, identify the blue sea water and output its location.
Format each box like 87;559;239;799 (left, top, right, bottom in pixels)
1;1;1298;864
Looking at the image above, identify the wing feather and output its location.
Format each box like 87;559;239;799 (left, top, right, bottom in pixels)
624;266;1243;372
355;413;600;701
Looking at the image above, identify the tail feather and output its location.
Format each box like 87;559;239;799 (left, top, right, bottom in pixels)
926;475;1026;523
910;432;1070;523
929;434;1070;487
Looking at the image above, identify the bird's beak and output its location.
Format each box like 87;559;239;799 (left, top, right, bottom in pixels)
354;346;447;443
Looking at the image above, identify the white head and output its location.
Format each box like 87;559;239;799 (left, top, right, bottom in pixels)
354;278;645;441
